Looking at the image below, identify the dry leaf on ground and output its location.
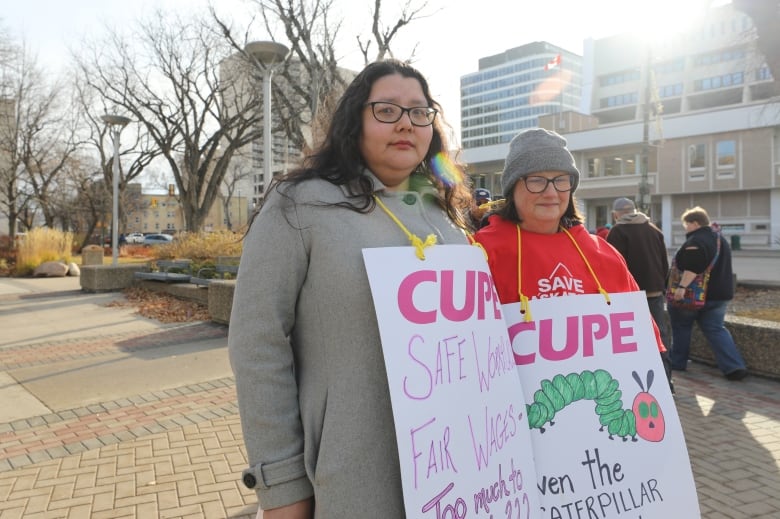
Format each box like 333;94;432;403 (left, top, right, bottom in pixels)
106;287;210;323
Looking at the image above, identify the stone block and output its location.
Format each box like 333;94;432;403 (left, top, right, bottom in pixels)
208;280;236;325
80;264;149;293
33;261;69;277
689;315;780;380
81;245;104;266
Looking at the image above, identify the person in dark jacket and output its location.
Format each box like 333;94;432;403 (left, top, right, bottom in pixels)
668;206;748;380
607;197;671;349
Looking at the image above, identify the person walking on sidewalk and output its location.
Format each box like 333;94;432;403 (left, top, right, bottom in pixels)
668;206;748;380
607;197;672;351
228;59;472;518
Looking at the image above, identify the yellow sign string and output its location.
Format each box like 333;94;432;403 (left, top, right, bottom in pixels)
514;224;613;322
374;195;437;260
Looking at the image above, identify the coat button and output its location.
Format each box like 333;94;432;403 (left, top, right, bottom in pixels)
243;472;257;488
403;194;416;205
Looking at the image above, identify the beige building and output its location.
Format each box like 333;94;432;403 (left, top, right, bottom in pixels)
462;3;780;250
123;183;247;234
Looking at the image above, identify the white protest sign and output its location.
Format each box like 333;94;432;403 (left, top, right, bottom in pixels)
363;244;541;518
505;292;700;519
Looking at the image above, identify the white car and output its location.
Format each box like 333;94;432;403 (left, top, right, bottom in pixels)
126;232;145;244
143;233;174;245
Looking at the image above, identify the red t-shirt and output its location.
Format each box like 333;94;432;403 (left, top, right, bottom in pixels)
474;215;665;352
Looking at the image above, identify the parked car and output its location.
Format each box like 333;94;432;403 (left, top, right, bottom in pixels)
143;233;174;245
126;232;145;244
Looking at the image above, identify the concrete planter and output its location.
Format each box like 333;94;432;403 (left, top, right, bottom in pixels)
80;264;148;292
690;315;780;380
207;280;236;325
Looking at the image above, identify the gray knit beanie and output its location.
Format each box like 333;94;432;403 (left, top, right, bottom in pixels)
501;128;580;198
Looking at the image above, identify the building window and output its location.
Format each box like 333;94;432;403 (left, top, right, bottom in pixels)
599;92;639;109
716;140;735;168
598;69;640;87
757;66;773;81
773;129;780;162
659;83;683;97
604;157;621;176
688;143;706;169
587;158;601;178
587;155;638;177
693;48;745;67
693;72;743;92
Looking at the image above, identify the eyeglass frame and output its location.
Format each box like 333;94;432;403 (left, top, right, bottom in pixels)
522;174;575;193
364;101;438;127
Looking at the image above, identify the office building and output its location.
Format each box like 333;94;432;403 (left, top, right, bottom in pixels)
461;42;584;195
463;3;779;249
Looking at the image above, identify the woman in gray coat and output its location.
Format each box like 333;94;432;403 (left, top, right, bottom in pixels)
229;59;472;518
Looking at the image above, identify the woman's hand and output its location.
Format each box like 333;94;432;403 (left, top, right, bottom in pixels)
673;270;696;300
260;498;313;519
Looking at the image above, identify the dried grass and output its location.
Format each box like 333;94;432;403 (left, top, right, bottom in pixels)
146;230;243;261
15;228;73;275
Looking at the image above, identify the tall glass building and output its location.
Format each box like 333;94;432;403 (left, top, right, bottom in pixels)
460;42;583;194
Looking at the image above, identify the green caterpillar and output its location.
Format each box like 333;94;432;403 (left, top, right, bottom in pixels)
526;369;638;441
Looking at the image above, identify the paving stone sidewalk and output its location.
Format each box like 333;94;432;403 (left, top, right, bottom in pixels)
1;281;779;517
0;325;259;519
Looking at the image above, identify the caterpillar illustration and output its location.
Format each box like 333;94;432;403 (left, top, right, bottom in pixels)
525;369;665;442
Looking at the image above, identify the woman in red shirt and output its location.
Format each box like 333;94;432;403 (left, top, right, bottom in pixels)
472;128;671;386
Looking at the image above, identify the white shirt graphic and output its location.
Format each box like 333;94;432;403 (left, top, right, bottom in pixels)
535;262;585;297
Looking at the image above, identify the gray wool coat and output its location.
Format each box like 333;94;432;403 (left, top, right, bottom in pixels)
228;172;469;517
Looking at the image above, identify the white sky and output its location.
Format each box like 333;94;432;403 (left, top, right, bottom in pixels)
3;0;716;137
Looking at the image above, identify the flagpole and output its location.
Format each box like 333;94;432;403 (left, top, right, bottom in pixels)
544;54;562;132
559;56;564;131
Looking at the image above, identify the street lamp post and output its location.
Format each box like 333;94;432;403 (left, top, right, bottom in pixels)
101;114;131;266
638;45;653;215
245;41;289;190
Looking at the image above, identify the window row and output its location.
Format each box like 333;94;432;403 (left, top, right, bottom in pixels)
587;154;637;178
461;55;581;88
688;141;735;170
693;47;746;67
693;72;744;92
598;92;639;109
598;69;640;87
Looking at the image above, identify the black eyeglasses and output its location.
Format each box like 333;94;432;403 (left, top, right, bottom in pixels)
523;174;574;193
365;102;438;127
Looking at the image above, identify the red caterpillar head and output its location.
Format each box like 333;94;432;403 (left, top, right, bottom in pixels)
631;370;665;442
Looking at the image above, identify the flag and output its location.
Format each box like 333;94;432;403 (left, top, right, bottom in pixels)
544;54;561;71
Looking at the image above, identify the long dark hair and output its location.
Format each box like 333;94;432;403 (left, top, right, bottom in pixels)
258;59;471;228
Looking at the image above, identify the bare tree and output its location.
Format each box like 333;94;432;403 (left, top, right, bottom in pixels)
48;154;99;237
0;34;80;235
76;11;271;232
18;78;84;228
63;158;112;250
0;25;24;238
733;0;780;95
225;0;432;153
73;72;161;233
357;0;429;63
220;150;251;230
